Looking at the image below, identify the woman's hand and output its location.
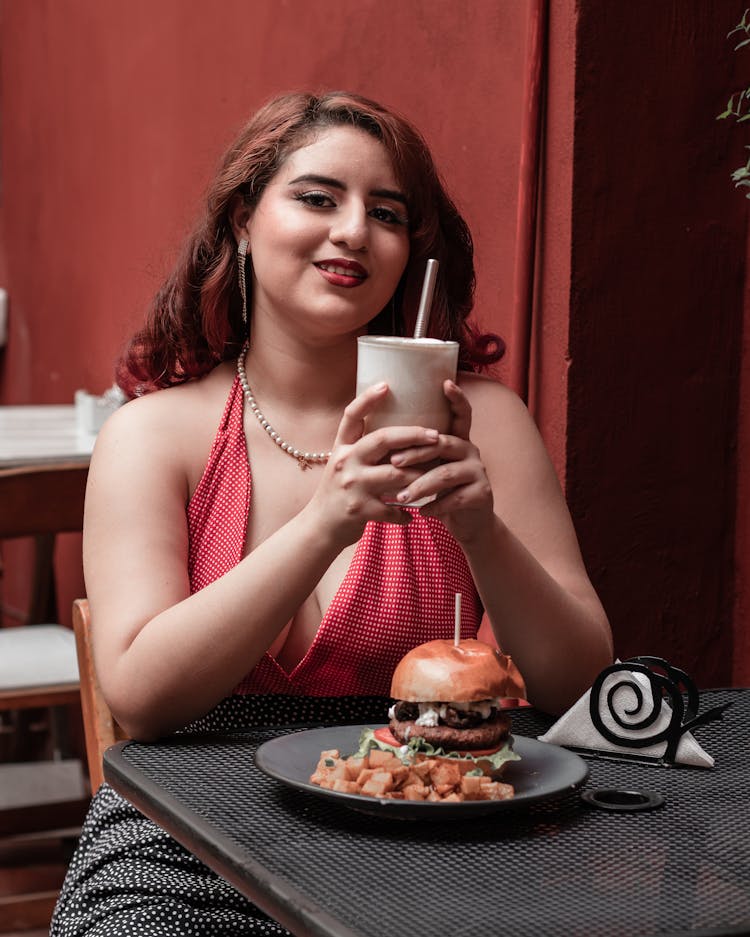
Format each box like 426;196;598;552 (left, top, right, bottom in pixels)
307;382;441;543
387;380;495;543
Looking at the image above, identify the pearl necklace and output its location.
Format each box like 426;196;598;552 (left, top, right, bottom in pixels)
236;347;332;471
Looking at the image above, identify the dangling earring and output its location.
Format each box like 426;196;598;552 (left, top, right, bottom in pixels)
237;238;249;329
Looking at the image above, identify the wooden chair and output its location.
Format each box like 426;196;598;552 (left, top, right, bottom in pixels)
0;462;88;753
0;463;90;932
71;599;126;793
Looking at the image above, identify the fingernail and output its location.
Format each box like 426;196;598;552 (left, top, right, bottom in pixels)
391;454;405;466
396;490;410;503
425;429;439;441
374;382;387;391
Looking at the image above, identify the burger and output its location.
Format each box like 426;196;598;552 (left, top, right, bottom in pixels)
363;638;520;776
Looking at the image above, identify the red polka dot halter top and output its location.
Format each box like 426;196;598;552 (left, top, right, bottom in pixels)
186;377;483;697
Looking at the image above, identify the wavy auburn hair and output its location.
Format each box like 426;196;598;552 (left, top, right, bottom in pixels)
116;90;504;397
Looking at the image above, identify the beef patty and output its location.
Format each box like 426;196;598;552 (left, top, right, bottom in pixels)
389;710;512;751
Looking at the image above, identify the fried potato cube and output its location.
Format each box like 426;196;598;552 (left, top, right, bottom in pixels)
484;781;515;801
368;750;402;770
312;750;342;775
356;768;378;786
326;761;350;781
441;791;465;802
402;783;429;801
475;778;514;801
413;758;437;779
315;769;327;783
331;779;361;794
429;760;462;790
344;757;367;781
359;771;395;797
459;775;484;800
403;770;425;787
390;766;410;788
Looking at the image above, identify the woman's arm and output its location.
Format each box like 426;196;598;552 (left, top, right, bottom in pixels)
85;381;438;740
388;375;613;715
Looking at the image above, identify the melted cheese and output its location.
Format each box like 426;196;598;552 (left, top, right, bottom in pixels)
388;698;501;726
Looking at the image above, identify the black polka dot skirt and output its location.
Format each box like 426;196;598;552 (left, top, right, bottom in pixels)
50;694;389;936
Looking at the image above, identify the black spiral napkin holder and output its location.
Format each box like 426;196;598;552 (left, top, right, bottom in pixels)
584;656;732;767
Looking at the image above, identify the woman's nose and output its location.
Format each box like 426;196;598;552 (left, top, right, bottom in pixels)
329;204;368;251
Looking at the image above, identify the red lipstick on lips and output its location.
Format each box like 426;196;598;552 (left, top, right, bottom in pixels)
313;258;368;288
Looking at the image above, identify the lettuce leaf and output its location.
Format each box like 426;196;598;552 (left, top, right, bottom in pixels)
351;727;520;775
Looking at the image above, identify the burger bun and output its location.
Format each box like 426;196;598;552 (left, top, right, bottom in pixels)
390;638;507;703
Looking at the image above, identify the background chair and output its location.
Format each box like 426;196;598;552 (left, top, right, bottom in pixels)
72;599;126;794
0;463;89;933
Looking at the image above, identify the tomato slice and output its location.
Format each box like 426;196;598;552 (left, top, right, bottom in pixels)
373;726;403;747
373;725;500;757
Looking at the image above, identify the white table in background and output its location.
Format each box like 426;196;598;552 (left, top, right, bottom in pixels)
0;405;95;468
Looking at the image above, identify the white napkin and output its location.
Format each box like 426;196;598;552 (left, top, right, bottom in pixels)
538;667;714;768
75;385;126;435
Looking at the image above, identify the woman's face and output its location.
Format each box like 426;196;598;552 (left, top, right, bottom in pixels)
236;125;410;344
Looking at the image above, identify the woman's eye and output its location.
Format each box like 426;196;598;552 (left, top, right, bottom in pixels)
370;206;408;226
295;191;334;208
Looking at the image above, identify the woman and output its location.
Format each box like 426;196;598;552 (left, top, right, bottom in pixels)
52;91;612;935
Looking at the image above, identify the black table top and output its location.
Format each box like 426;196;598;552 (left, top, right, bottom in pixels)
103;688;750;937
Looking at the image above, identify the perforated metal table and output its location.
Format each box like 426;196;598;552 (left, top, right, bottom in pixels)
103;688;750;937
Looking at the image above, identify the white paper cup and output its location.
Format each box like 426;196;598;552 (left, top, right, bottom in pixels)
356;336;459;433
356;336;458;507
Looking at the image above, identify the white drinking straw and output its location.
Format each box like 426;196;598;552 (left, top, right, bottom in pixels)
454;592;462;646
413;258;439;339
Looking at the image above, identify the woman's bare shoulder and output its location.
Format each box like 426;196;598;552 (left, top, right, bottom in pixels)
104;362;232;428
457;371;529;426
456;370;555;479
92;362;235;468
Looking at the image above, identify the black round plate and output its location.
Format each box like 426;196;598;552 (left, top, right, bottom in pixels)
255;724;589;819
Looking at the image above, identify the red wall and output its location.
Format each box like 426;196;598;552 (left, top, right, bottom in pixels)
0;0;528;402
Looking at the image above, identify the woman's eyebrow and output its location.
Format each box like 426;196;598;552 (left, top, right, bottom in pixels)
288;173;407;206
